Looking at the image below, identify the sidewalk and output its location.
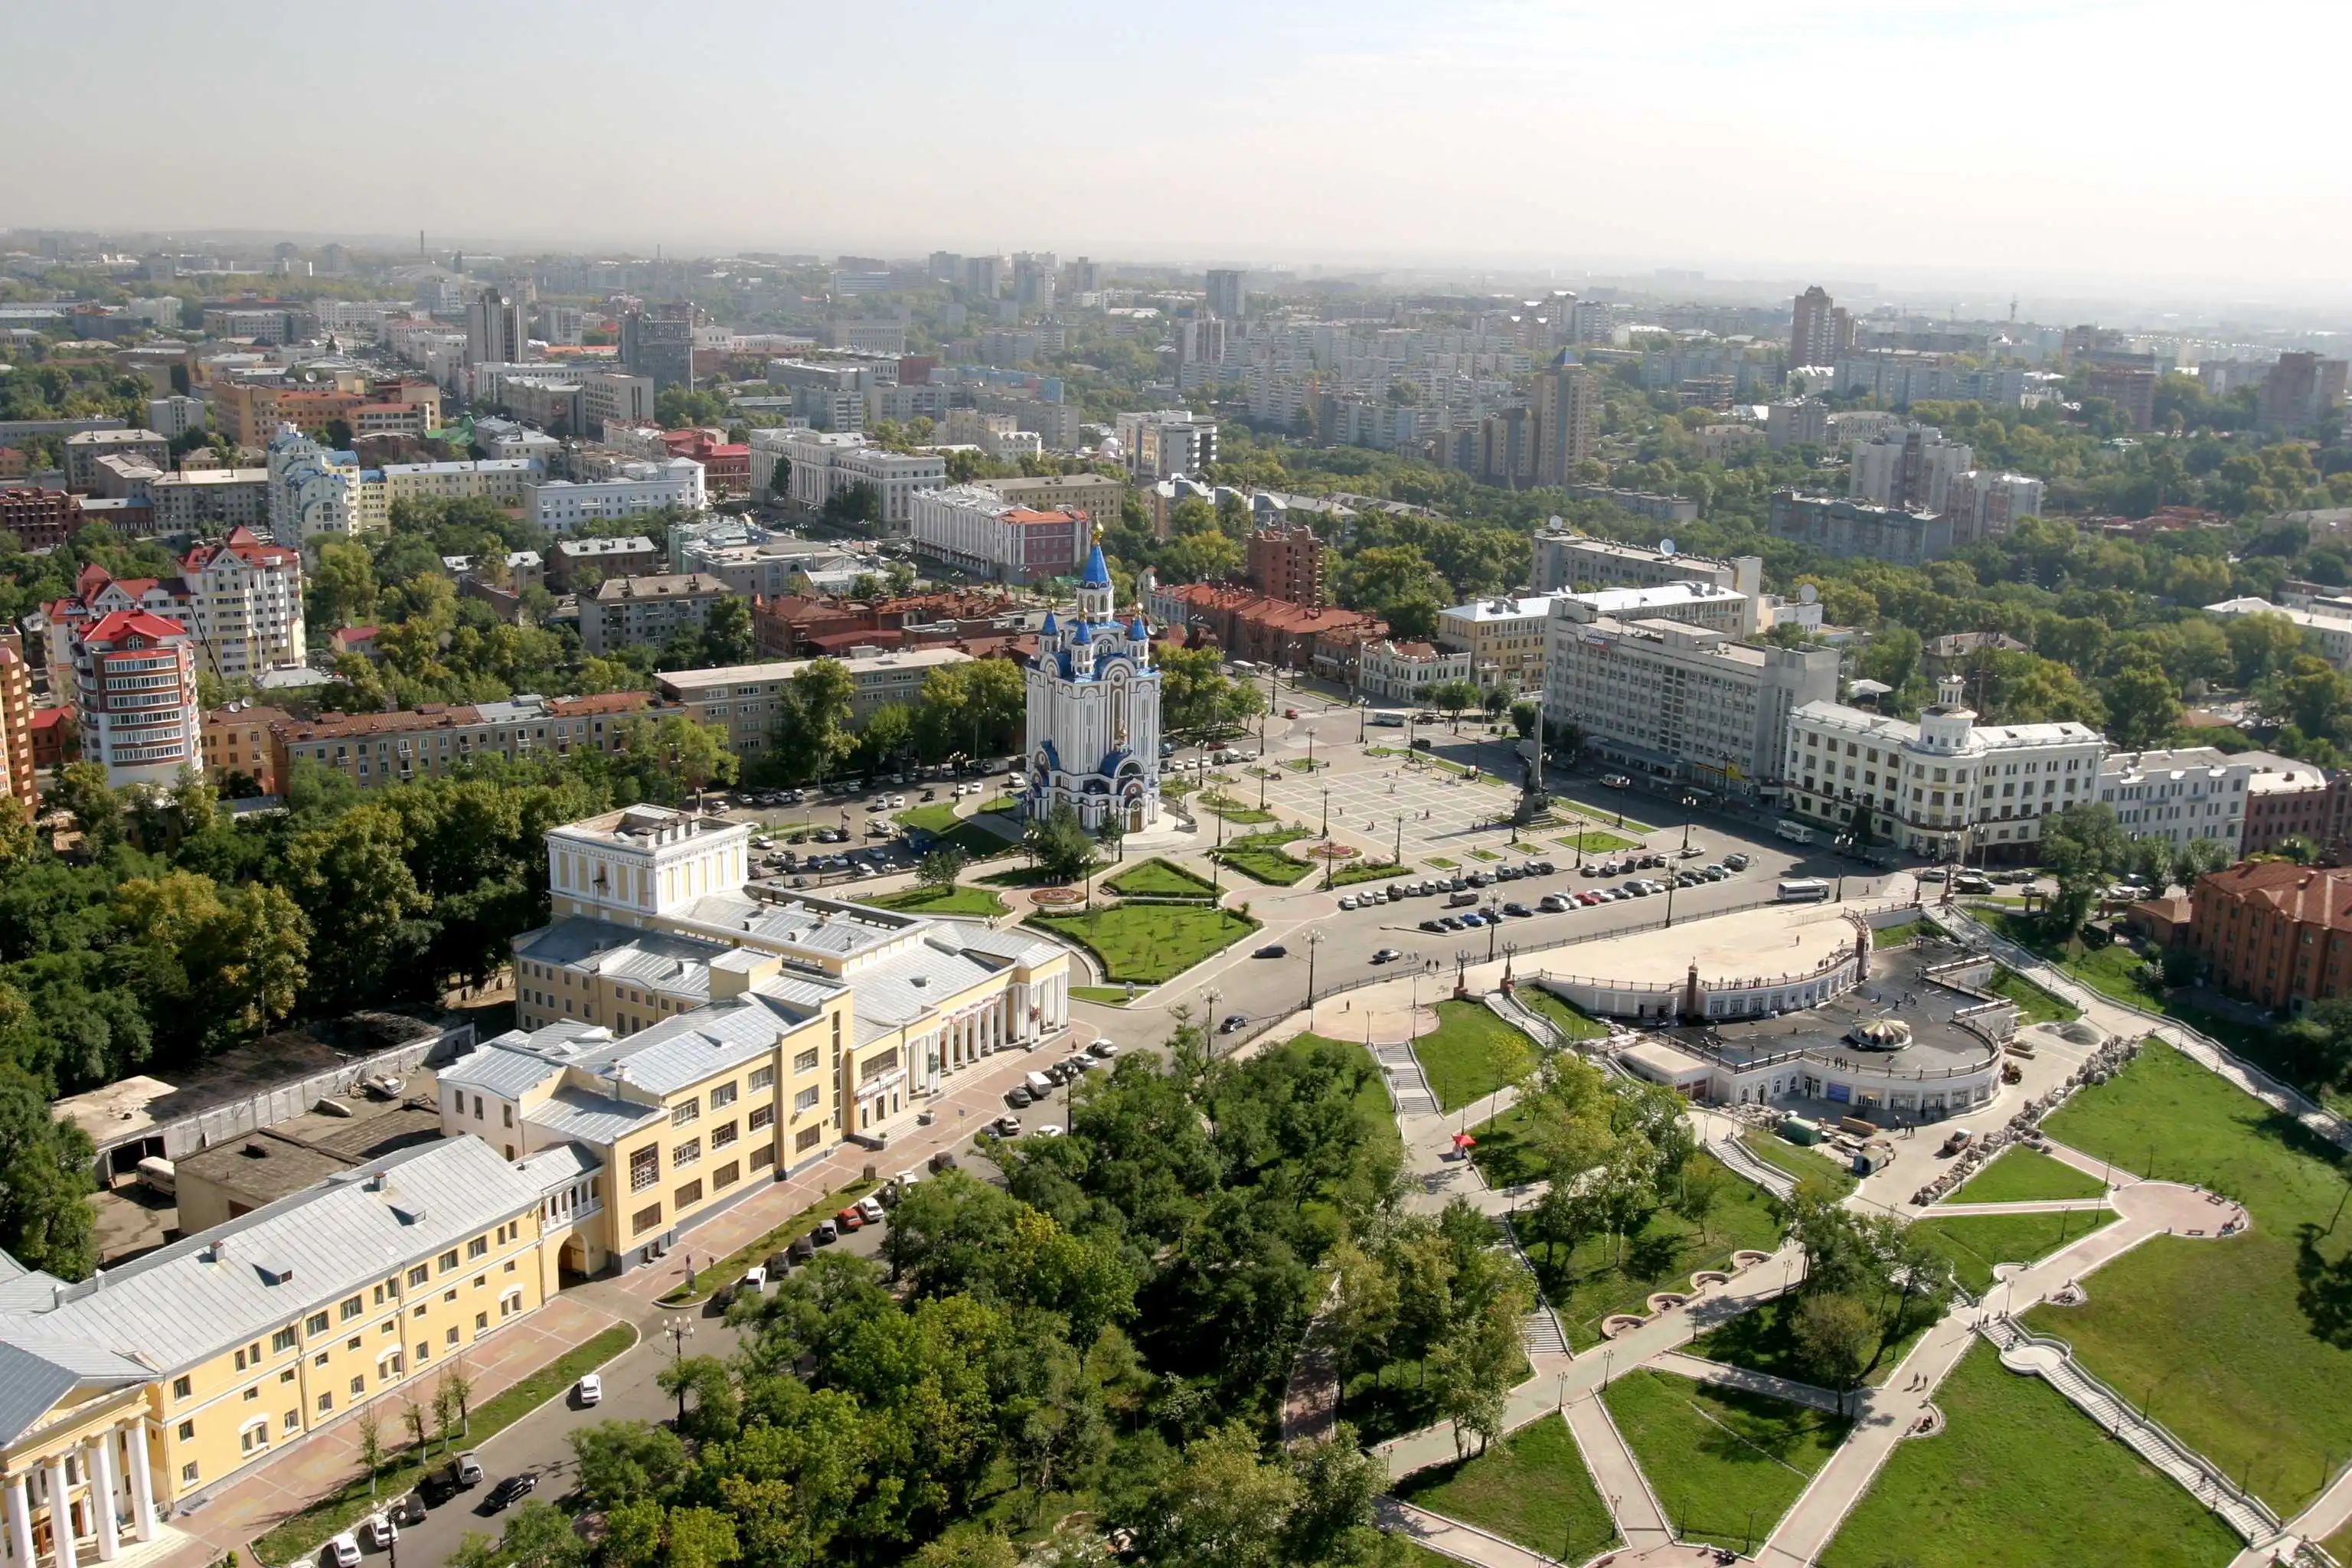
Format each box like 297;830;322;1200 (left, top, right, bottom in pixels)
1562;1400;1673;1552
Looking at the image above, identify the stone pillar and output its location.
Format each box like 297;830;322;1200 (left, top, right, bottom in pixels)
86;1440;117;1561
45;1456;76;1568
7;1472;36;1568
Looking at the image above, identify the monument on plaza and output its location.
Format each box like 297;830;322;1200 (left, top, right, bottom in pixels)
1024;528;1164;833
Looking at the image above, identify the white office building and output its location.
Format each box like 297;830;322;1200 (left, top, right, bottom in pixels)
2096;746;2324;854
777;433;944;535
1529;525;1761;599
1553;579;1762;639
524;458;707;533
1357;639;1472;702
1783;676;2108;861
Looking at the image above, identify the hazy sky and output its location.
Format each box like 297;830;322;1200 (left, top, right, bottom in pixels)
11;0;2350;299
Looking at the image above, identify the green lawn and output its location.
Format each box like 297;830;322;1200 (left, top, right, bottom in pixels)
1331;858;1412;888
1818;1340;2244;1568
1213;828;1314;885
1104;857;1219;900
856;882;1009;916
250;1325;639;1564
1908;1209;2118;1294
1602;1369;1849;1553
1983;964;2081;1024
1029;903;1260;985
1944;1145;2108;1204
1498;1149;1785;1348
2026;1040;2352;1513
1690;1291;1931;1390
1198;791;1277;824
1393;1411;1620;1565
1426;857;1459;869
1554;828;1639;854
1742;1128;1858;1200
893;802;965;834
1413;1000;1539;1112
1873;919;1929;948
1517;986;1610;1042
1070;985;1132;1006
2327;1521;2352;1564
1468;848;1501;861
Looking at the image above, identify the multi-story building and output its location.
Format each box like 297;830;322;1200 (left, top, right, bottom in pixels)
1437;594;1560;693
1782;675;2108;861
378;459;539;514
970;472;1123;524
149;469;271;535
0;1138;548;1535
2203;597;2352;672
64;430;168;493
2256;352;2350;436
2086;364;2158;431
0;486;83;550
176;528;305;679
199;305;298;341
1552;579;1762;639
1559;483;1700;522
1790;286;1854;367
2095;747;2321;855
270;692;655;788
0;646;34;808
463;287;526;366
2186;861;2352;1011
777;434;944;534
2241;763;2335;856
906;485;1091;584
1145;582;1389;686
1848;426;1974;514
263;426;362;544
1246;523;1326;607
495;804;1070;1269
766;359;877;431
1544;615;1838;798
1945;470;2046;544
1115;410;1217;479
1205;269;1246;320
1765;400;1829;450
580;573;733;658
655;648;974;759
1767;492;1956;567
201;701;290;792
1357;639;1472;702
580;371;655;438
524;459;706;534
70;609;200;787
619;309;697;392
148;394;208;440
1530;357;1597;485
550;534;662;590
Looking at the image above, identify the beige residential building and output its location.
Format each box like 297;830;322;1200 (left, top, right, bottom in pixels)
580;573;733;657
970;472;1125;523
1436;594;1560;693
655;648;973;760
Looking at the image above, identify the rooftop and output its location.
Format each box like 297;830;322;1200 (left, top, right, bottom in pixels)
656;647;972;692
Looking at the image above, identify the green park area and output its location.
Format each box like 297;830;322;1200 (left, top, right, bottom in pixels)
1981;964;2080;1024
1689;1290;1926;1390
1213;828;1315;884
1103;857;1218;900
1556;828;1639;854
2027;1040;2352;1513
1873;919;1929;947
1069;985;1132;1006
858;882;1008;917
1412;1000;1540;1112
1331;858;1413;887
1393;1412;1620;1566
1819;1341;2243;1568
1197;789;1276;824
1028;903;1259;985
1516;986;1610;1042
1945;1145;2108;1204
895;801;1020;860
1602;1370;1849;1554
1739;1129;1857;1199
1906;1209;2118;1294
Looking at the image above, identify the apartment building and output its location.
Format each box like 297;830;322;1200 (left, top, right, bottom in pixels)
1848;426;1973;513
906;485;1090;583
1766;492;1957;567
970;472;1123;524
0;1138;546;1537
776;433;944;534
655;648;973;758
175;528;305;678
149;469;270;536
669;518;869;599
1765;400;1830;449
0;486;83;550
1553;580;1762;639
1142;583;1388;686
1115;410;1217;479
149;394;208;440
70;609;200;787
1437;595;1560;693
270;692;655;788
0;647;34;808
1530;357;1598;485
1357;639;1471;702
495;805;1070;1269
64;430;169;493
2187;862;2352;1011
1246;523;1326;607
1945;470;2046;544
379;459;539;514
2203;597;2352;671
201;701;290;792
2245;768;2337;857
524;458;706;534
1530;527;1762;597
580;573;733;658
1544;616;1837;798
1782;676;2109;861
550;534;662;590
2087;364;2158;430
2096;746;2323;855
766;359;879;431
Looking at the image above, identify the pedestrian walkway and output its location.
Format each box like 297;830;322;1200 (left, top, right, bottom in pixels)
1707;1131;1796;1202
1563;1400;1674;1552
1378;1040;1441;1118
1646;1351;1846;1415
1372;1496;1574;1568
1282;1279;1343;1446
2229;1461;2352;1568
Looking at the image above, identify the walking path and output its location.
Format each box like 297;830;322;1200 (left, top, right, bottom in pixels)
1281;1278;1343;1446
1372;1496;1576;1568
1919;1197;2115;1218
2230;1463;2352;1568
1562;1401;1674;1552
1646;1351;1846;1414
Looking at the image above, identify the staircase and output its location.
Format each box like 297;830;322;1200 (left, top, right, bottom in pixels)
1486;990;1563;1050
1978;1316;2280;1545
1521;1308;1569;1357
1710;1132;1798;1201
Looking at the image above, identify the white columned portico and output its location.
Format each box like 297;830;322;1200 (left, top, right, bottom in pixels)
44;1457;75;1568
126;1426;155;1543
85;1441;116;1562
7;1473;36;1568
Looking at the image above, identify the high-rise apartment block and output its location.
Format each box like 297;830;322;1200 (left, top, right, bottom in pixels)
1848;425;1974;513
2085;364;2158;430
1205;269;1246;320
2257;352;2350;435
464;287;526;367
1246;523;1326;607
0;646;35;810
71;609;200;787
1531;357;1597;485
1790;286;1854;368
1116;410;1217;480
621;305;700;391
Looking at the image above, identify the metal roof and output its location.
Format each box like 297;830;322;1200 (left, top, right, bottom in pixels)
0;1334;151;1446
2;1138;540;1380
524;1086;665;1146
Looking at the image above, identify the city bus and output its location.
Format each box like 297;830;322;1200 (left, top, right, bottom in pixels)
1777;877;1831;902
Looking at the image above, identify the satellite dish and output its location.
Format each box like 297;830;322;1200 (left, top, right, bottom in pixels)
1547;514;1563;528
1658;538;1677;557
1800;583;1818;605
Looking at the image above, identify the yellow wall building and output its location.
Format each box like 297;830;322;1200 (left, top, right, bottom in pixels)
0;1138;546;1563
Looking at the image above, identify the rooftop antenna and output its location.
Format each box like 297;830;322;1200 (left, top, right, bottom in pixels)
418;229;425;259
2009;296;2017;323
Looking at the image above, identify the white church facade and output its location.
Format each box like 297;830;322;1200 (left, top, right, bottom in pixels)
1025;535;1163;832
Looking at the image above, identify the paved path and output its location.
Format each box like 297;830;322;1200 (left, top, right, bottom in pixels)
1282;1278;1343;1446
1646;1351;1847;1414
2229;1462;2352;1568
1372;1497;1576;1568
1919;1197;2115;1218
1563;1401;1674;1552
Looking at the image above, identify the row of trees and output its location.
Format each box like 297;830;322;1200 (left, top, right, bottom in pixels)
753;657;1027;785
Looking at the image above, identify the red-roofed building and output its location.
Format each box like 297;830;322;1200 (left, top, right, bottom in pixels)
330;626;381;660
1144;582;1388;685
2187;861;2352;1011
70;608;199;786
663;430;750;495
40;526;305;681
28;703;74;775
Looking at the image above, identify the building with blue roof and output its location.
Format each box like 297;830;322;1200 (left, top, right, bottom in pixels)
1024;529;1163;831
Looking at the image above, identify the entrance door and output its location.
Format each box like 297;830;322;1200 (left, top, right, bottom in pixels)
1128;804;1142;832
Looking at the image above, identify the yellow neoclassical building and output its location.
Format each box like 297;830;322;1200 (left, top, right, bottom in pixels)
482;804;1073;1275
0;1138;546;1566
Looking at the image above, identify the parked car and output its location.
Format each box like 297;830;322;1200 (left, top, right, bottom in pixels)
1005;1085;1033;1107
1420;918;1446;932
1502;902;1532;917
813;1218;840;1244
1601;773;1631;788
927;1151;959;1174
326;1533;362;1568
448;1452;484;1489
387;1494;427;1527
576;1373;603;1406
486;1473;538;1511
1723;852;1751;871
1338;895;1358;910
1033;1125;1066;1138
1253;943;1288;958
361;1514;397;1550
1089;1040;1119;1057
1220;1013;1248;1034
995;1113;1024;1135
764;1250;794;1277
1539;893;1570;912
788;1235;817;1263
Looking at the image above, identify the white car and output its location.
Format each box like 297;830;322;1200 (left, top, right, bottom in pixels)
327;1533;362;1568
361;1514;397;1550
1338;895;1358;910
1033;1124;1066;1138
577;1374;603;1406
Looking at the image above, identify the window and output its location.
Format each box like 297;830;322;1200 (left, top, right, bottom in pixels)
273;1326;299;1353
177;1419;194;1441
284;1409;301;1432
314;1352;328;1367
795;1086;821;1112
795;1124;822;1152
710;1081;737;1109
712;1119;738;1148
235;1348;248;1371
714;1160;741;1191
340;1295;364;1321
279;1368;296;1384
793;1048;819;1074
446;1326;460;1346
672;1137;701;1167
316;1393;333;1415
244;1387;260;1402
671;1097;700;1126
502;1105;514;1127
346;1337;361;1352
407;1265;429;1288
632;1203;662;1235
468;1236;488;1259
240;1422;269;1455
181;1463;199;1485
475;1312;489;1331
750;1143;775;1169
439;1249;460;1272
750;1103;774;1132
675;1179;704;1208
172;1376;192;1400
749;1065;775;1092
305;1312;329;1336
629;1146;659;1191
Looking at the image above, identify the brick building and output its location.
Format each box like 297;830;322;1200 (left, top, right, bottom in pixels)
0;486;83;550
201;702;294;792
1246;523;1326;607
2187;861;2352;1011
2242;769;2335;856
270;692;656;789
1143;582;1387;684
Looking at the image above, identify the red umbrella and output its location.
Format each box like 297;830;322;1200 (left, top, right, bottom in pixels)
1452;1132;1477;1152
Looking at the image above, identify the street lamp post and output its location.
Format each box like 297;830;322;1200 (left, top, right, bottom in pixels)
665;1318;695;1423
1305;931;1323;1006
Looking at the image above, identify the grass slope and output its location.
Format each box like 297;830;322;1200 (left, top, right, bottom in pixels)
1741;1128;1859;1200
1393;1412;1620;1564
1688;1292;1929;1390
857;883;1008;916
1517;986;1610;1042
1030;903;1259;985
1944;1145;2108;1204
1819;1340;2243;1568
1908;1209;2118;1294
1602;1369;1848;1553
2027;1040;2352;1513
1412;999;1538;1112
1983;964;2081;1024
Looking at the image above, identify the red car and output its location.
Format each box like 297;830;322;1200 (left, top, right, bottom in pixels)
1284;707;1298;719
835;1206;864;1232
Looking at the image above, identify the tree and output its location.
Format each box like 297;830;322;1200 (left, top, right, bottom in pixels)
1794;1292;1873;1396
766;454;792;503
618;714;740;805
702;596;756;666
918;848;966;891
1133;1422;1301;1568
285;805;430;1010
1479;686;1511;721
492;1500;588;1568
47;762;119;845
401;1398;428;1453
769;659;859;784
1025;801;1099;884
1509;699;1540;739
1671;1155;1726;1244
912;1524;1019;1568
2038;803;2132;942
312;539;379;629
2177;836;2233;881
0;1063;96;1279
665;1505;742;1568
2103;658;2183;751
355;1406;386;1500
190;883;309;1047
444;1361;475;1433
570;1420;690;1511
1426;681;1481;729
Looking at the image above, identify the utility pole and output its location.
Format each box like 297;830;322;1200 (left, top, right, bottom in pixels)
663;1318;694;1423
1305;930;1323;1005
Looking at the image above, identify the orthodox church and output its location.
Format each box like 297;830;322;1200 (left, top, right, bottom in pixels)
1024;533;1162;832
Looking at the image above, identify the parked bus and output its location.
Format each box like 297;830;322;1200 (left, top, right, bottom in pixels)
1777;877;1831;902
1775;820;1814;844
